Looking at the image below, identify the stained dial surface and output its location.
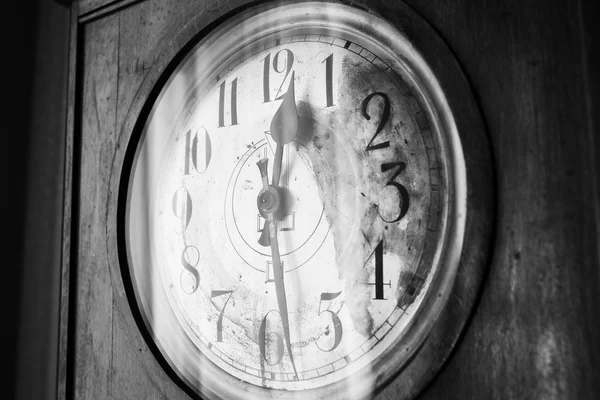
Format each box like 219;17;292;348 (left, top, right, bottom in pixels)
129;33;447;391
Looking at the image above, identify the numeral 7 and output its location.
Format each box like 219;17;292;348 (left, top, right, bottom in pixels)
210;290;233;342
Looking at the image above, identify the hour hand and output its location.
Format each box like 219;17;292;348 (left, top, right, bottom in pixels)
258;72;298;246
258;223;271;247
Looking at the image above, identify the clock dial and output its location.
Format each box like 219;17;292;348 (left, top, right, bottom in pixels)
123;3;470;399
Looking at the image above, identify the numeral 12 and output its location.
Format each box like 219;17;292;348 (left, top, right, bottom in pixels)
262;49;294;103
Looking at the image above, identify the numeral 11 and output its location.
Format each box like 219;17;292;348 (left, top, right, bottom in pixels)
218;78;238;127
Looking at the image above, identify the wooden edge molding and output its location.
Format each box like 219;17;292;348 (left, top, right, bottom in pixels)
57;2;79;400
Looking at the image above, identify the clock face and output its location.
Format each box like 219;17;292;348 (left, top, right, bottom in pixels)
123;3;466;399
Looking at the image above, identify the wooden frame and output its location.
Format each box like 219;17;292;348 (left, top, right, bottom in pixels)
55;0;599;399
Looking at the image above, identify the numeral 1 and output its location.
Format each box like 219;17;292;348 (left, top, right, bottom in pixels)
323;53;334;107
218;78;238;127
262;53;271;102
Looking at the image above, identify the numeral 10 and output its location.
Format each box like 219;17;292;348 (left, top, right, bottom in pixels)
184;127;211;175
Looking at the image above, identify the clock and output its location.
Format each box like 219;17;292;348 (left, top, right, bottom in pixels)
115;1;493;399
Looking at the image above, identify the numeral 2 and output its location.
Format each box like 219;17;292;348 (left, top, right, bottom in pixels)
362;92;391;151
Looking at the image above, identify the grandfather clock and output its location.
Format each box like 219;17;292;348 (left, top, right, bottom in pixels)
55;0;599;399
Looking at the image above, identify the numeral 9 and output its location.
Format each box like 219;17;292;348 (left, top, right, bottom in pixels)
172;187;192;232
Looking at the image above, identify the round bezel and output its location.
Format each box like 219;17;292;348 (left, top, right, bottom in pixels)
109;2;494;400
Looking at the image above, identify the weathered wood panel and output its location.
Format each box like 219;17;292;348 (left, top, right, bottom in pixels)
79;0;124;17
396;0;600;399
76;1;258;399
57;2;79;398
108;1;200;398
75;15;119;399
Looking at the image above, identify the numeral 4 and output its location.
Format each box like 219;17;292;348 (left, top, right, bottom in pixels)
365;240;391;300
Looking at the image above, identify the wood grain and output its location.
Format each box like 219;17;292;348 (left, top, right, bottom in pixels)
108;1;203;398
58;2;80;399
76;1;256;399
398;0;600;398
79;0;125;17
74;15;119;399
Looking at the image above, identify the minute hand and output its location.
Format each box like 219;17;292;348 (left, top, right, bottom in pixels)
256;159;298;380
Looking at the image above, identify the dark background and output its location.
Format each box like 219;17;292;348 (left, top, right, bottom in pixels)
4;0;598;399
5;1;69;399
